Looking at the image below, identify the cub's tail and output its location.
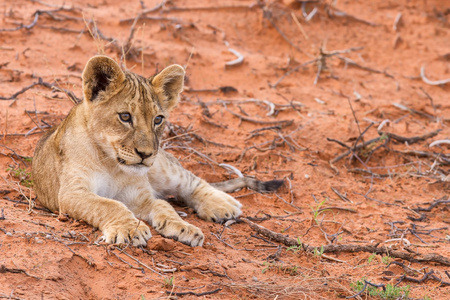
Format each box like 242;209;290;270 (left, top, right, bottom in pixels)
210;177;284;193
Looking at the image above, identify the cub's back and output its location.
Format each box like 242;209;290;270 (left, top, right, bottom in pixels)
32;106;79;212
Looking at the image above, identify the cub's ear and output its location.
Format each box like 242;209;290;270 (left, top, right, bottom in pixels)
82;55;125;102
151;64;185;111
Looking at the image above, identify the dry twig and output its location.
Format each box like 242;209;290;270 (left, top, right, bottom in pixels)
0;78;80;104
420;65;450;86
165;288;222;297
223;104;293;127
243;218;450;266
326;5;377;27
0;265;40;280
262;7;305;55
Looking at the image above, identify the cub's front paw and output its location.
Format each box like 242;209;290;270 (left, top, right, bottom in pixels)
196;192;242;223
103;219;152;246
153;219;204;247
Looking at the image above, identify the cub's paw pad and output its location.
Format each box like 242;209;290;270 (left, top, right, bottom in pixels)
103;221;152;247
154;220;204;247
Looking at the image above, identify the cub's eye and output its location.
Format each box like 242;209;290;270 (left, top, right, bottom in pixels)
119;113;132;123
154;115;164;125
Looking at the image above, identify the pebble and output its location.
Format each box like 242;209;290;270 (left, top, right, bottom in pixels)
6;232;12;237
149;238;176;251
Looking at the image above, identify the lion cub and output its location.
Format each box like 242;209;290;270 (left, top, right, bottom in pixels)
32;55;246;247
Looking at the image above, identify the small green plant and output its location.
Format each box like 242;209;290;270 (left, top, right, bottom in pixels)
382;255;392;265
261;261;270;274
310;198;329;224
6;166;33;187
368;253;377;263
313;246;324;257
163;276;174;288
287;265;298;276
261;262;299;276
351;279;410;299
287;237;303;253
360;134;389;157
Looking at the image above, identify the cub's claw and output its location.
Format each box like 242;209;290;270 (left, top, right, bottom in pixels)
103;220;152;246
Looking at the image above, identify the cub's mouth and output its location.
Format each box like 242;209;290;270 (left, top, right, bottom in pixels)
117;157;150;168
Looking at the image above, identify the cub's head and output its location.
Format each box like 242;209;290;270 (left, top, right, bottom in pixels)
81;55;184;174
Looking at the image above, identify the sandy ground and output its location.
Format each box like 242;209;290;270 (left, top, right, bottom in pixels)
0;0;449;299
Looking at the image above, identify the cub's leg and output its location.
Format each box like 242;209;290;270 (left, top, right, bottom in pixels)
124;189;204;246
149;151;242;223
58;186;152;246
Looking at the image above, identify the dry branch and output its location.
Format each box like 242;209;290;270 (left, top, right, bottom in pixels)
242;218;450;266
0;265;40;280
331;187;352;202
396;269;450;287
391;102;436;120
165;288;222;297
0;7;80;32
0;78;80;103
318;206;356;213
328;128;442;168
271;46;364;88
110;251;145;273
378;129;441;145
413;197;450;213
119;15;182;24
168;5;256;12
223;104;293;127
337;55;393;77
328;136;381;164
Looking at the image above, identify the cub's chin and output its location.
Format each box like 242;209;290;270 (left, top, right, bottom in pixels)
119;163;151;176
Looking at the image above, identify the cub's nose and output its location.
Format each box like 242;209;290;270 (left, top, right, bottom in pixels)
135;149;152;160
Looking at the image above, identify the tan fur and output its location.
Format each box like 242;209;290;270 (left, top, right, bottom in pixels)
32;55;242;247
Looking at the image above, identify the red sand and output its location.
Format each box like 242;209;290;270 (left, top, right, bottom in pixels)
0;0;449;299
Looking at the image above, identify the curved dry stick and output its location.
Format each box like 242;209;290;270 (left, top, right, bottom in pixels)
429;139;450;148
219;163;244;178
420;65;450;86
242;218;450;266
346;280;387;299
396;269;450;286
225;48;244;68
